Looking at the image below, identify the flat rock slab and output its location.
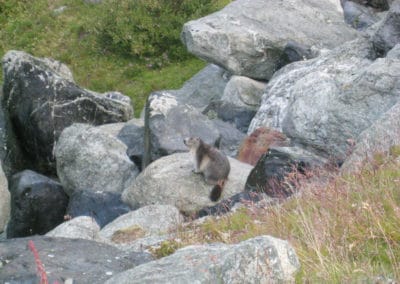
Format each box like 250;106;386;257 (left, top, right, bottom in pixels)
0;236;153;284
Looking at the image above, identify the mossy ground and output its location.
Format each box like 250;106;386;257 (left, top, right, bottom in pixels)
0;0;230;115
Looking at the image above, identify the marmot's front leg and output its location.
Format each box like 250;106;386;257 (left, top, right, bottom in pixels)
192;163;202;174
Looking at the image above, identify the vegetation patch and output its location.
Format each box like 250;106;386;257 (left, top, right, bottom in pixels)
0;0;231;114
111;225;146;244
173;155;400;282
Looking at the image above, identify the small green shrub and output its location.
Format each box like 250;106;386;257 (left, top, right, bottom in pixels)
151;240;182;258
90;0;217;64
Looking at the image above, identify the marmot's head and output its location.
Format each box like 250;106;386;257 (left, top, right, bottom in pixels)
183;137;202;149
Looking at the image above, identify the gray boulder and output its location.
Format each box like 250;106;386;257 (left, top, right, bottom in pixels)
372;0;400;55
0;163;10;232
99;205;183;252
203;100;257;133
46;216;100;241
55;123;139;195
143;92;220;165
222;75;266;110
106;235;300;284
168;64;230;110
249;37;400;163
341;97;400;173
122;153;253;214
182;0;358;80
7;170;68;238
342;1;384;30
0;236;153;284
2;51;133;174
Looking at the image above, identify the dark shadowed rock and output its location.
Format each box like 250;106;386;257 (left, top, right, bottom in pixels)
105;236;300;283
6;170;68;238
182;0;358;80
342;0;394;10
245;147;326;198
67;190;132;228
197;191;269;217
0;89;33;178
144;92;220;165
0;236;153;284
116;119;145;170
2;51;133;174
237;127;290;166
372;0;400;56
342;1;384;30
203;100;256;133
56;123;139;196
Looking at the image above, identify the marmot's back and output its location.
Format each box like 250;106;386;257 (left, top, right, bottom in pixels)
184;137;231;201
203;147;230;183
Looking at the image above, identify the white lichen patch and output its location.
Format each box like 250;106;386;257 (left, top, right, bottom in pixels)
149;92;178;117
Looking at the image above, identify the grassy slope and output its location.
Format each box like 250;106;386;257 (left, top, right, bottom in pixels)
167;156;400;282
0;0;229;114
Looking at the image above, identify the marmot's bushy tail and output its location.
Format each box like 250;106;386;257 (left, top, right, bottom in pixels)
210;179;226;202
210;184;222;202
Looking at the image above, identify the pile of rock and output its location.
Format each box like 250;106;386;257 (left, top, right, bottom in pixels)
1;0;400;282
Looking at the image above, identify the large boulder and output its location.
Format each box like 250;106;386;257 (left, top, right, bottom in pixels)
2;51;133;174
143;92;220;165
122;153;253;214
55;123;139;196
66;190;132;228
182;0;358;80
6;170;69;238
106;235;300;283
249;37;400;163
341;94;400;173
0;236;153;284
0;163;10;232
99;205;183;252
372;0;400;55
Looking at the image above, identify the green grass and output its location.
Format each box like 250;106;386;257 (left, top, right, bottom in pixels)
173;155;400;282
0;0;230;115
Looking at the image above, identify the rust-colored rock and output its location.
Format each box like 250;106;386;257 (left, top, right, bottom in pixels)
237;127;289;166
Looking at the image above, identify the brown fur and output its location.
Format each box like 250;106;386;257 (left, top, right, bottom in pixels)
237;127;289;166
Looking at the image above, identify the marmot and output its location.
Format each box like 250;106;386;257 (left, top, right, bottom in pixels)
183;137;230;202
